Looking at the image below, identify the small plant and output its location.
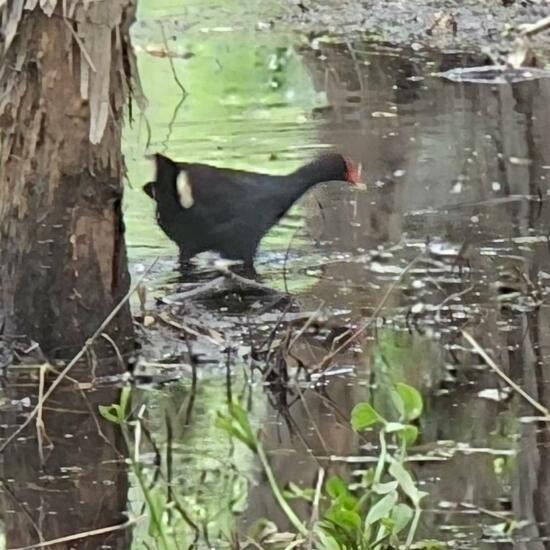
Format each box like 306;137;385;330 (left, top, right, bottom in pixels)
99;388;198;550
217;383;434;549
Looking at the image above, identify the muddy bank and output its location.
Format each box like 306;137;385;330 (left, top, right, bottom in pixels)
282;0;550;61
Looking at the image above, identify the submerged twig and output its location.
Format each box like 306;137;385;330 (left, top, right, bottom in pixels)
10;516;145;550
316;255;422;370
0;257;159;455
178;324;199;426
294;384;328;455
462;330;550;418
36;363;53;464
287;300;324;353
168;276;227;301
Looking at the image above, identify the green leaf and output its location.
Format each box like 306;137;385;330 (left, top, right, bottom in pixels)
215;402;261;452
399;425;419;447
365;491;398;526
230;402;252;433
389;461;427;506
373;432;387;485
231;402;259;451
326;476;348;499
396;383;423;421
372;481;398;495
340;493;359;511
98;404;122;425
215;413;256;452
327;509;362;531
284;482;314;501
317;531;341;550
385;422;419;446
147;490;166;538
360;468;375;489
119;386;132;419
385;422;407;433
390;503;414;534
351;402;383;431
247;518;278;541
390;389;405;420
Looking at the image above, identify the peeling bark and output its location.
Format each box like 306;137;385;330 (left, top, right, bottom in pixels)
0;1;141;361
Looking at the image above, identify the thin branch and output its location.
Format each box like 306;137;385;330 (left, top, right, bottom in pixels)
316;255;422;370
287;300;324;352
520;15;550;37
10;516;145;550
307;468;325;550
36;363;52;465
462;330;549;418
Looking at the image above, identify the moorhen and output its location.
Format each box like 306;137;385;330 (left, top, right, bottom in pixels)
143;153;363;269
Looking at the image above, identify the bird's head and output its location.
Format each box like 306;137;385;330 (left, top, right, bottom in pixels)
342;156;365;188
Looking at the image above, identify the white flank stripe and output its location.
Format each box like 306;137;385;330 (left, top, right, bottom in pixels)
176;170;194;209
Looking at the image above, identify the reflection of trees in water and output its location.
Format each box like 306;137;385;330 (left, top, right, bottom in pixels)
0;380;129;549
244;370;364;531
504;79;550;549
256;41;550;543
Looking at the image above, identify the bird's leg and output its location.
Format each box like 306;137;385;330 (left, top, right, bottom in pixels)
233;261;258;279
178;249;193;270
225;270;274;293
221;261;280;294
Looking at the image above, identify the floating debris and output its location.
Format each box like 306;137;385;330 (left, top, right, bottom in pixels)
436;65;550;84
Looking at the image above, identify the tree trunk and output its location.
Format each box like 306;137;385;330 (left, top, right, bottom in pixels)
0;1;142;363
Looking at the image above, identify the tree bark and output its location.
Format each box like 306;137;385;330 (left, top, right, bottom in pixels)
0;1;142;362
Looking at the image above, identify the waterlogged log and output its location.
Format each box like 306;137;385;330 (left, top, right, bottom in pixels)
0;1;142;362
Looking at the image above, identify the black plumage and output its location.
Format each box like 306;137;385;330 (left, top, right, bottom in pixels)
143;153;361;268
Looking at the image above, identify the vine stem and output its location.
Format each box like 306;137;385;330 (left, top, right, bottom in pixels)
256;442;309;537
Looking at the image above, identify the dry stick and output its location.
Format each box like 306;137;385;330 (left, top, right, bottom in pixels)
316;255;422;370
294;384;329;456
101;332;125;371
520;15;550;37
168;273;270;302
1;481;44;544
307;467;325;550
224;269;275;293
462;330;550;418
0;257;159;455
433;285;474;325
9;516;146;550
36;363;48;464
169;276;227;301
287;300;325;352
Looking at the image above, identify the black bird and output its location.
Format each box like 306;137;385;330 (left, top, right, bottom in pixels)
143;153;363;269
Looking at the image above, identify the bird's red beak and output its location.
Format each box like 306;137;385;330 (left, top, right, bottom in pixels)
344;157;366;189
